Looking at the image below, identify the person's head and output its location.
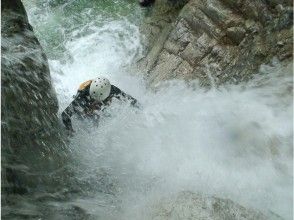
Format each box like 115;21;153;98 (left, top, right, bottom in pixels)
89;77;111;102
139;0;155;7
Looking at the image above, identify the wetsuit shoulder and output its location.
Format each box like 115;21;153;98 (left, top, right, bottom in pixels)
62;80;92;130
78;80;92;91
110;85;139;107
110;84;122;96
76;80;92;100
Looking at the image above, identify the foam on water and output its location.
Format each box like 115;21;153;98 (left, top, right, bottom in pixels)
24;1;293;219
65;62;292;219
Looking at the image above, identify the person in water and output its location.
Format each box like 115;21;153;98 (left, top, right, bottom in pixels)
61;77;138;132
139;0;155;7
139;0;183;7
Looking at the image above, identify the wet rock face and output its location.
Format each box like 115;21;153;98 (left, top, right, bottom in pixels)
139;0;293;86
152;191;281;220
1;0;66;198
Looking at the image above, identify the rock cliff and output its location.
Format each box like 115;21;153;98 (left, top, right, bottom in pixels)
139;0;293;86
1;0;66;200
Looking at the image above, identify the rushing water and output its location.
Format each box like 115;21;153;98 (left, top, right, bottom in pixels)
23;0;293;219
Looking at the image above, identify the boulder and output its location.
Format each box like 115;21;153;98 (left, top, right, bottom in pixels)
1;0;67;202
151;191;283;220
138;0;293;86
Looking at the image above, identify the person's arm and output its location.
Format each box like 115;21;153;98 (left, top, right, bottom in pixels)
110;85;139;107
61;91;85;131
61;103;75;132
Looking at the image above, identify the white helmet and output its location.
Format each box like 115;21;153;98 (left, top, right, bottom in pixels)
89;77;111;102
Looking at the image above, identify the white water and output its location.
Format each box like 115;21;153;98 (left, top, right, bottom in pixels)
25;1;293;219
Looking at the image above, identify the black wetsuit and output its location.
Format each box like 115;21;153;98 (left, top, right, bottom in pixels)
139;0;155;7
139;0;182;7
61;83;138;131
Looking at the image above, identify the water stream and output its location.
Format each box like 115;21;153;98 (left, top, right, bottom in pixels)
22;0;293;219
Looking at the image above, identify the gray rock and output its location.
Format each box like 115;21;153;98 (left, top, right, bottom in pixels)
148;50;183;84
173;60;194;80
151;191;283;220
138;0;293;86
1;0;67;205
226;26;246;45
180;33;216;66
